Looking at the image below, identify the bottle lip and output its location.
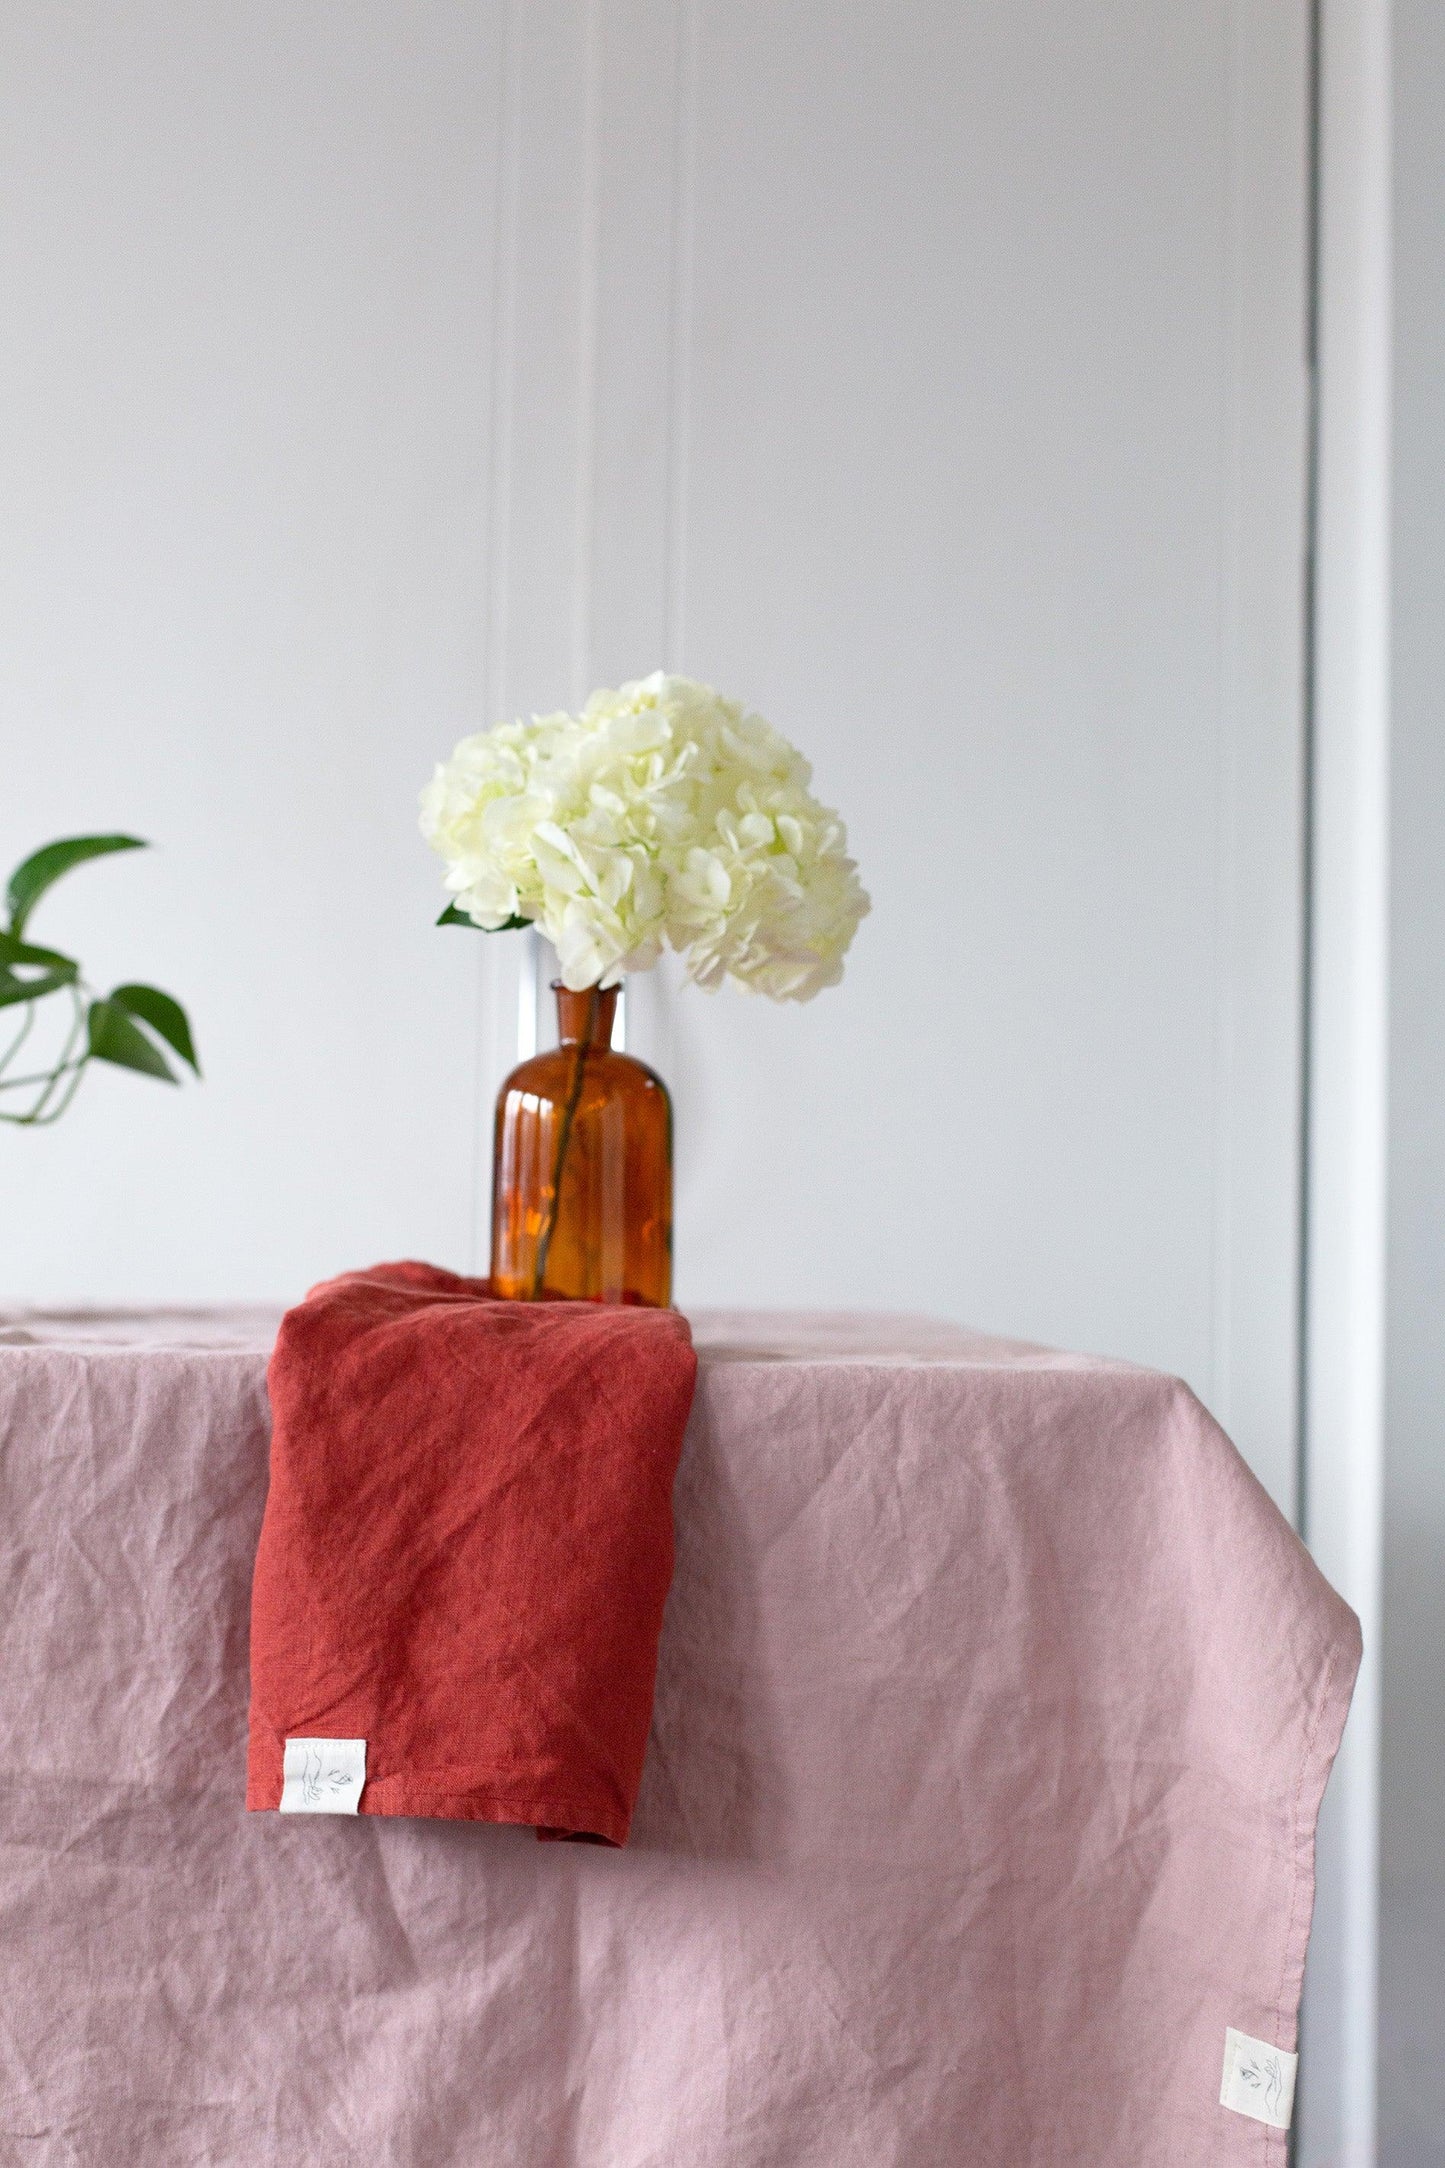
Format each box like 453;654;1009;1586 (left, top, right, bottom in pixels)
552;979;619;1048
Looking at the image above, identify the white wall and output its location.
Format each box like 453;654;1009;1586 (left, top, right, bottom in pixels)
631;0;1311;1520
1;0;1313;1522
0;2;501;1289
8;0;1393;2149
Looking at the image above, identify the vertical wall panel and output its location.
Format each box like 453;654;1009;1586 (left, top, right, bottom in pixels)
588;0;685;686
0;0;505;1298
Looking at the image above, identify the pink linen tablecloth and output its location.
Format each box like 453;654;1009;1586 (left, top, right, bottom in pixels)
0;1307;1357;2166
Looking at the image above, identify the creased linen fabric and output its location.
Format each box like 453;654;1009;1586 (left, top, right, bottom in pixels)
247;1263;697;1845
0;1307;1357;2166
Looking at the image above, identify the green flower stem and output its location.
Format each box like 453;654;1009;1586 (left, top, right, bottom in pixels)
0;1002;35;1079
30;988;87;1115
0;1061;88;1093
0;1060;89;1126
530;986;599;1299
0;836;197;1129
0;987;90;1125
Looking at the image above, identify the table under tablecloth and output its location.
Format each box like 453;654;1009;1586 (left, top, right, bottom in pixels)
0;1306;1357;2166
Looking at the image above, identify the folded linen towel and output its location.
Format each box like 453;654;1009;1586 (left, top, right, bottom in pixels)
246;1262;697;1844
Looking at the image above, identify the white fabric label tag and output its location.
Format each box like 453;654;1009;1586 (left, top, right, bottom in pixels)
279;1737;367;1814
1220;2027;1297;2130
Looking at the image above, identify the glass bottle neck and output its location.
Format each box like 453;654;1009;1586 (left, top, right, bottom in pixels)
554;982;619;1048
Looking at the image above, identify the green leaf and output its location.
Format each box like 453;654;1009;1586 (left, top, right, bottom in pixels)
0;931;78;970
0;973;65;1011
7;834;147;937
87;997;176;1083
0;931;79;1008
437;902;531;932
111;983;200;1075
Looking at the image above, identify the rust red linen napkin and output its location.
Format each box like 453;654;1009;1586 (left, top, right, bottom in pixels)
246;1262;697;1845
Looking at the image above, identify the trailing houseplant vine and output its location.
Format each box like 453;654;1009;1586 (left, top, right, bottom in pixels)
0;835;199;1126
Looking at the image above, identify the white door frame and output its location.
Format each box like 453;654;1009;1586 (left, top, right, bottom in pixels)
1299;0;1391;2161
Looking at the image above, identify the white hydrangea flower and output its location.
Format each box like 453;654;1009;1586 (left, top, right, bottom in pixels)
419;673;870;997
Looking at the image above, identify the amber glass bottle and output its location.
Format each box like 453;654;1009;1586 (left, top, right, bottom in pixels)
490;982;673;1306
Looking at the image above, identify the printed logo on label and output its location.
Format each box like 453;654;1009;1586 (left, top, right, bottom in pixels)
279;1737;367;1815
1220;2026;1297;2130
